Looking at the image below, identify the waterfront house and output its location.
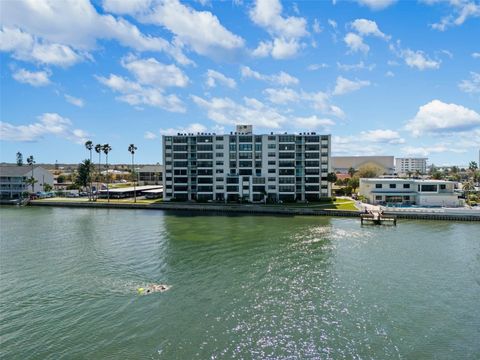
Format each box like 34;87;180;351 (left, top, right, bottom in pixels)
162;125;331;202
0;165;54;200
359;178;461;207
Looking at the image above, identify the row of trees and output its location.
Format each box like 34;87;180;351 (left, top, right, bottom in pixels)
79;141;138;202
16;152;38;193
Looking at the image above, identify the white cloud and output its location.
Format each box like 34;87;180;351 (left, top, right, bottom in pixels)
0;0;191;66
472;52;480;58
307;63;329;71
263;87;345;118
205;69;236;88
96;74;185;112
351;19;389;39
337;61;375;71
294;116;335;130
141;0;244;60
429;0;480;31
96;54;189;112
264;87;300;104
0;27;82;67
191;95;286;129
405;100;480;136
360;129;405;144
390;42;440;70
401;49;440;70
333;135;384;156
144;131;158;140
0;113;88;143
64;94;85;107
333;76;370;95
332;128;403;156
385;70;395;77
344;32;369;53
249;0;308;39
401;145;451;157
356;0;396;10
159;123;208;136
313;19;322;33
12;68;51;86
458;72;480;93
270;37;302;59
240;66;299;86
121;55;189;88
251;40;273;57
328;19;338;29
249;0;308;59
102;0;152;15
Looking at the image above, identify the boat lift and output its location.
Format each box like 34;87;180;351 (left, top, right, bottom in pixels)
360;210;397;226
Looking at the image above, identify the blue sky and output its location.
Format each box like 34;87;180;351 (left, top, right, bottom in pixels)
1;0;479;166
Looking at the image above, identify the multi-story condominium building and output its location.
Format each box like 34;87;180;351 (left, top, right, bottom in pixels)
332;156;395;175
137;165;163;185
162;125;331;202
0;165;54;200
359;178;460;207
395;157;427;175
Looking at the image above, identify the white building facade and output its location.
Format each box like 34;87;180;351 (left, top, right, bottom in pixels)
0;165;54;200
359;178;461;207
395;158;427;175
162;125;331;202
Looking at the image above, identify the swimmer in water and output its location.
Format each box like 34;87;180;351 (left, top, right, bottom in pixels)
138;284;170;295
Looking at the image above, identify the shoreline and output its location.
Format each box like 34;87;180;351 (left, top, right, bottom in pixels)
25;200;480;222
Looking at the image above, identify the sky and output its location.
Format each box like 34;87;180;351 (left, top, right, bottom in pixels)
0;0;479;166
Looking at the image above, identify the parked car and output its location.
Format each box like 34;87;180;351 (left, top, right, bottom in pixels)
66;193;79;198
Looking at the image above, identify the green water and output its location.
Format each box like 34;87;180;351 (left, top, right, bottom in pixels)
0;207;479;359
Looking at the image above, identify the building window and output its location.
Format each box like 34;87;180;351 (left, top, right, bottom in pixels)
403;184;410;189
239;144;252;151
440;184;446;190
421;184;437;192
375;195;382;200
375;184;382;189
389;184;396;189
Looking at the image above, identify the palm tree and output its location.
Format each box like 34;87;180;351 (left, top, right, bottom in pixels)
348;167;356;179
26;155;35;192
85;140;93;200
94;144;102;200
406;170;413;179
462;181;475;205
128;144;138;203
16;152;23;166
102;144;112;202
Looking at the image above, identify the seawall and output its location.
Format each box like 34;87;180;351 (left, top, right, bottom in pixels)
28;201;480;221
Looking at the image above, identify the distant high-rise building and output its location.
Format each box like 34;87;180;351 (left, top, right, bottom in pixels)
162;125;331;202
395;158;427;175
